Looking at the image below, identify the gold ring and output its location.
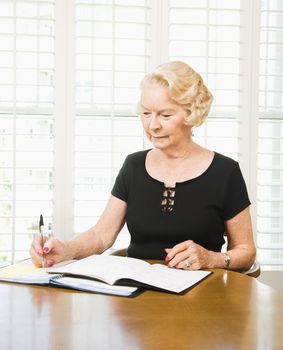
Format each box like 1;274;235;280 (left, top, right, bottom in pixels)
185;259;191;268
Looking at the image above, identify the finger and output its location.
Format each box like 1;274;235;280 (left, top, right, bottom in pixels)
166;242;188;261
164;248;172;261
32;236;44;255
167;250;191;268
30;240;44;259
176;258;195;270
30;236;51;267
30;246;44;267
45;259;55;267
166;240;193;261
42;239;58;268
42;237;56;254
32;258;43;268
176;260;190;270
35;235;50;254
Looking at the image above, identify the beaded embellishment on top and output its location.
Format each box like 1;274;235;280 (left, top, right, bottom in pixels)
161;186;176;213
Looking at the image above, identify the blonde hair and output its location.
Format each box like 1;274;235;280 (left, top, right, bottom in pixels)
140;61;213;127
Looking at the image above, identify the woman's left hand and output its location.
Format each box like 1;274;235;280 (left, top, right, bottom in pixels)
165;240;215;270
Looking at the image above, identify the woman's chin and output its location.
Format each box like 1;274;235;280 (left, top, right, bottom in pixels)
152;142;167;149
151;137;168;146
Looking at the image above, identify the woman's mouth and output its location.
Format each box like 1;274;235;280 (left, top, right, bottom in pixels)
151;135;167;140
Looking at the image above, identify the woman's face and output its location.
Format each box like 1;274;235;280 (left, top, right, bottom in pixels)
139;83;192;152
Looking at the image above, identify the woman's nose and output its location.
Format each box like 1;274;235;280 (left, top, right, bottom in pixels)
149;114;161;130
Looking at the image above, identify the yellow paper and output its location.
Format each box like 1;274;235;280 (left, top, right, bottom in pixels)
0;262;39;278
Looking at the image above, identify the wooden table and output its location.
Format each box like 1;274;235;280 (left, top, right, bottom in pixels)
0;268;283;350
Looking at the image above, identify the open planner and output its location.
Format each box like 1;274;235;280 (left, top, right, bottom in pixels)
0;255;212;297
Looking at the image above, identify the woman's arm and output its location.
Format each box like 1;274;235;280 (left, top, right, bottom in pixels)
218;206;256;270
165;207;256;271
30;195;127;266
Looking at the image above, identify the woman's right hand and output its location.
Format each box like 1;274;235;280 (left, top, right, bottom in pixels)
29;236;71;267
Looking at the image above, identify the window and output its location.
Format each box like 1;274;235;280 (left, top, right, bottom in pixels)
257;0;283;269
74;0;151;249
0;0;282;270
169;0;242;160
0;0;55;262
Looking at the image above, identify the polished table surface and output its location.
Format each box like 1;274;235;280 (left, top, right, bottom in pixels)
1;268;283;350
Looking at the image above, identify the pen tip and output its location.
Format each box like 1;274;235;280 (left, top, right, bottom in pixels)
39;214;44;226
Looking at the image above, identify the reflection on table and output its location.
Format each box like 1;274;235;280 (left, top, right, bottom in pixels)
0;269;283;350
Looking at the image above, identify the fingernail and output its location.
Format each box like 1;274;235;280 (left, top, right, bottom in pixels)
165;255;170;261
43;247;49;253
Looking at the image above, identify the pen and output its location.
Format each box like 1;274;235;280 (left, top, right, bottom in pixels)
39;214;45;268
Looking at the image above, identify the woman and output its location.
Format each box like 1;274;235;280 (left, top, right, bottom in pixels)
30;61;256;271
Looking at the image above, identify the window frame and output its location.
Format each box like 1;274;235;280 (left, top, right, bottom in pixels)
1;0;282;269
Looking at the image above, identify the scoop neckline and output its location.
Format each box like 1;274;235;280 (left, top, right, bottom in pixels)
143;149;217;187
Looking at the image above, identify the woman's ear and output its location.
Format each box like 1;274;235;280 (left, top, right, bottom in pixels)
184;109;192;126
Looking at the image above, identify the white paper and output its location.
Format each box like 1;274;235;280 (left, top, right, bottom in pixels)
0;259;74;284
51;276;137;296
49;254;212;293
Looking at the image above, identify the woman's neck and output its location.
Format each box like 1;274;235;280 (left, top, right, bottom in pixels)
155;140;198;161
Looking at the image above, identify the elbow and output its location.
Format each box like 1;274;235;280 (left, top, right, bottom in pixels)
99;232;116;253
245;246;257;270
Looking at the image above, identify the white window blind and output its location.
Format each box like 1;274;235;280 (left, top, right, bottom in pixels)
168;0;241;161
257;0;283;269
0;0;55;263
74;0;151;249
1;0;282;270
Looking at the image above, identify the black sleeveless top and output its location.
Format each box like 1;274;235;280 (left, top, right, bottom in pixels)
111;150;250;260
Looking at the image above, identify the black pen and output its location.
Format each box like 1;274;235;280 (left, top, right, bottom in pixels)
39;214;45;268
